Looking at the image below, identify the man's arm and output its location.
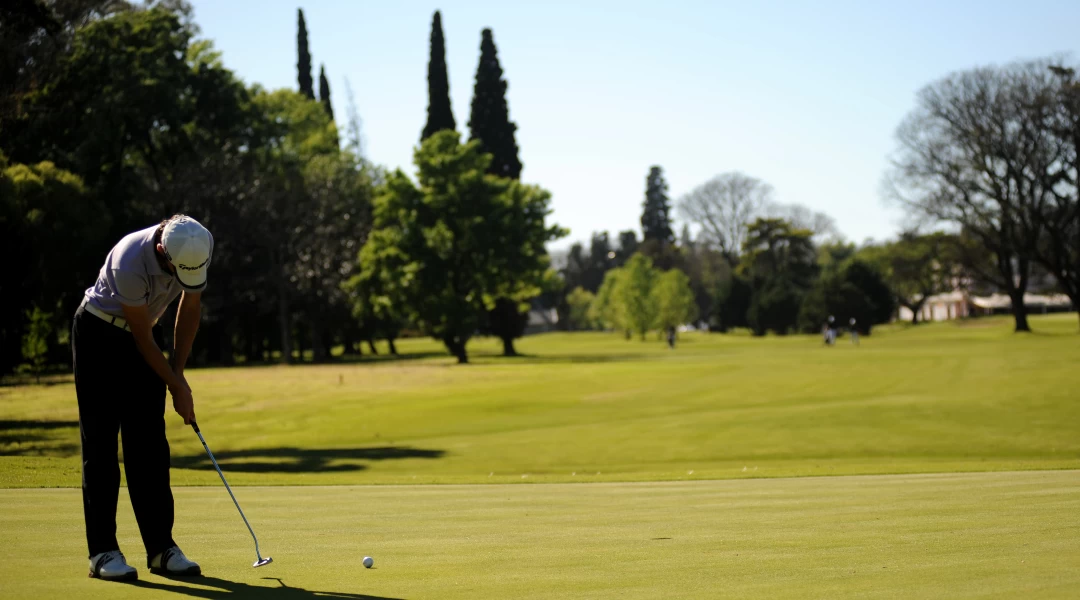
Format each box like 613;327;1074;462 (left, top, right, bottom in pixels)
172;290;201;374
120;303;185;390
120;302;195;423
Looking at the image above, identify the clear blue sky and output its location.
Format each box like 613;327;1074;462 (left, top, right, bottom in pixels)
187;0;1080;251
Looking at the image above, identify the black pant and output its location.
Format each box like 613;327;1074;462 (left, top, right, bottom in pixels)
72;307;176;559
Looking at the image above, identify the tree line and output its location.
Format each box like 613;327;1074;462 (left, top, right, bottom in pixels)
3;3;1076;376
557;167;901;338
557;57;1080;338
0;2;559;373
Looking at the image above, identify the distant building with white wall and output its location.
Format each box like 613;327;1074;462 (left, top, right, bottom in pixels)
898;292;1074;322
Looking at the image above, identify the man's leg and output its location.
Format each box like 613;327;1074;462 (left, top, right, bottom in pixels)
119;325;176;560
73;312;123;558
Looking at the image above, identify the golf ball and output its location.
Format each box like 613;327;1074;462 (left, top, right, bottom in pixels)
363;556;374;569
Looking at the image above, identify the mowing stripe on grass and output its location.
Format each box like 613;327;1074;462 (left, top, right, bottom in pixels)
1;471;1077;599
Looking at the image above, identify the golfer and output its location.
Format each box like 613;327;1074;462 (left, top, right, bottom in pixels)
72;215;212;581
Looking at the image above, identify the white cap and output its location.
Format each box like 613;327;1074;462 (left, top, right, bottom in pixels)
162;216;213;291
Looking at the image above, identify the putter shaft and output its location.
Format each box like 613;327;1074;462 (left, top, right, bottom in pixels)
192;421;271;566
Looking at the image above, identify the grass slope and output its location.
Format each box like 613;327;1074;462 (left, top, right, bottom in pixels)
0;471;1077;599
1;314;1078;487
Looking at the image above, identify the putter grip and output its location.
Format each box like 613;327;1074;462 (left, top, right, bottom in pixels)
191;421;200;433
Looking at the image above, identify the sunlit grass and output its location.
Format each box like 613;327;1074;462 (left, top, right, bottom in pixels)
2;313;1077;487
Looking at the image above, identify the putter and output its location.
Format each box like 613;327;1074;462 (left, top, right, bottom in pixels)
191;421;273;568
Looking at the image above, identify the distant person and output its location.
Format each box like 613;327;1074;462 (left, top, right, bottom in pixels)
849;317;860;345
827;315;837;345
73;215;211;581
667;326;677;349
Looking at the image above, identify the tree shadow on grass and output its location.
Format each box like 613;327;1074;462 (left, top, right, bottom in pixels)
487;353;649;365
172;446;445;474
129;574;403;599
333;351;453;365
0;419;80;457
0;375;73;387
0;419;79;430
220;350;451;370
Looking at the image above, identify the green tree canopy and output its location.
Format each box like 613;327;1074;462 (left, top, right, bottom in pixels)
296;8;314;99
590;268;628;334
860;232;961;324
421;10;455;140
653;269;698;332
357;131;560;363
620;254;660;340
798;259;895;335
0;155;102;373
740;218;818;335
641;166;674;245
318;64;334;121
467;28;521;180
565;287;596;331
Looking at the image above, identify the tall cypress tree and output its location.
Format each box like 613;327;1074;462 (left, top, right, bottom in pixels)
318;64;334;120
641;166;674;245
421;11;455;140
468;28;527;355
297;8;314;99
467;28;522;179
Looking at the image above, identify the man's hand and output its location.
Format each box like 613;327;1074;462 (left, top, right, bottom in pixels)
169;380;195;424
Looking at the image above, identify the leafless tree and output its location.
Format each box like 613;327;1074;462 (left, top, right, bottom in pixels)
887;59;1064;332
763;202;840;242
1034;65;1080;325
677;171;772;264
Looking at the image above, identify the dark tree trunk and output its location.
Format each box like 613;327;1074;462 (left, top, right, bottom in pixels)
323;330;334;361
342;328;357;355
203;322;222;365
1009;257;1031;333
487;298;527;357
387;337;398;356
501;336;517;357
443;336;468;363
220;320;235;366
277;274;293;364
1009;290;1031;332
367;339;379;355
1059;284;1080;330
295;321;308;362
246;322;260;363
311;318;327;363
905;298;926;324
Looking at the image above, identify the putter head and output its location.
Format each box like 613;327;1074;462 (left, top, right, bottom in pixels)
253;557;273;568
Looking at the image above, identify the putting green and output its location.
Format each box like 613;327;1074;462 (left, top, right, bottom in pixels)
1;471;1077;598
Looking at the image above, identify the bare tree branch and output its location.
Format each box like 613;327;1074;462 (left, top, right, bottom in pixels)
676;171;772;263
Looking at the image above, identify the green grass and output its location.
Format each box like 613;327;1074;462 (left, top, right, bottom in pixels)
2;314;1078;487
0;471;1077;599
2;314;1079;597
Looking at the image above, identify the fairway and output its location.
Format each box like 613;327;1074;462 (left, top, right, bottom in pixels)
1;315;1079;598
1;471;1077;599
2;315;1079;487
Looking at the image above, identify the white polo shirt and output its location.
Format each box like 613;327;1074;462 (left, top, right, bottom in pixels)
83;225;213;325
